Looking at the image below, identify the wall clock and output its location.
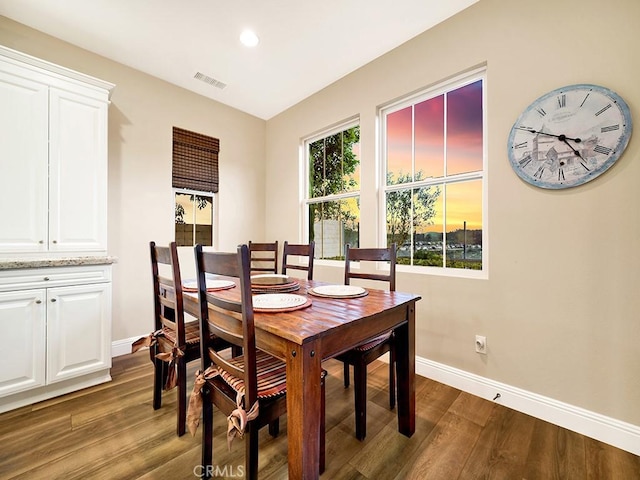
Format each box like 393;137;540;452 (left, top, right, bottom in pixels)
507;84;632;189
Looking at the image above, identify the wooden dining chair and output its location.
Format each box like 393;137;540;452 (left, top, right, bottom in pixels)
140;241;227;436
248;240;278;275
193;244;325;479
281;240;315;280
335;243;397;441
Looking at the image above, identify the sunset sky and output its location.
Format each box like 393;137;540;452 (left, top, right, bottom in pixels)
386;80;483;232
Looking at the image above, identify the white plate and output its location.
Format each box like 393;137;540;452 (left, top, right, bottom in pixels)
252;293;307;310
310;285;366;297
251;274;288;280
183;279;235;290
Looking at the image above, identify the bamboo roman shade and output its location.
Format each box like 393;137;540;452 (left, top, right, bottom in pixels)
172;127;220;193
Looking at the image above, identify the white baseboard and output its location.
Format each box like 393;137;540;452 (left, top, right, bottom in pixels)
111;336;142;357
416;356;640;456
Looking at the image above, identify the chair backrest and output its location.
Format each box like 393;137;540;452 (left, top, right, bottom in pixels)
194;243;259;405
281;241;315;280
344;243;397;292
150;241;187;345
248;240;279;275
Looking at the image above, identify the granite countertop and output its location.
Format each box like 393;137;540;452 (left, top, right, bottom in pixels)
0;255;118;270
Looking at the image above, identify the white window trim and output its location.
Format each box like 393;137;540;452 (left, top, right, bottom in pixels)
301;117;360;266
173;187;217;248
377;67;488;279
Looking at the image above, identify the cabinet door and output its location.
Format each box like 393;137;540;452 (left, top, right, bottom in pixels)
0;290;46;396
0;67;49;253
49;88;108;252
46;283;111;384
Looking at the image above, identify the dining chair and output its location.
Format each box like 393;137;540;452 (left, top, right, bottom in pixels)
248;240;278;275
281;240;315;280
192;243;325;479
137;241;227;436
335;243;397;441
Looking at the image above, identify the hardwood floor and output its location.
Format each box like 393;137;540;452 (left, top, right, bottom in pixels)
1;351;638;479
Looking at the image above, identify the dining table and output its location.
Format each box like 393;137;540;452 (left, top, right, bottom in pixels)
183;277;420;480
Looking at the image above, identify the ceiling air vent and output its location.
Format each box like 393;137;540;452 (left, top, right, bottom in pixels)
194;72;227;90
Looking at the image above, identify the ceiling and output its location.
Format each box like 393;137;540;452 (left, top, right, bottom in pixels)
0;0;478;120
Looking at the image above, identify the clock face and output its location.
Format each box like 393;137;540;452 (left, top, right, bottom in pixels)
507;84;632;189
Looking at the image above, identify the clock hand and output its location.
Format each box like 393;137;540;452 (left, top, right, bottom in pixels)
560;138;586;161
516;127;582;143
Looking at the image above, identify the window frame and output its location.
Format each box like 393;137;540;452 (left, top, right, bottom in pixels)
378;68;488;279
173;187;216;248
301;116;361;264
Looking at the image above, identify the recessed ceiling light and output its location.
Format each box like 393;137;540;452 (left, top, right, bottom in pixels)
240;29;259;47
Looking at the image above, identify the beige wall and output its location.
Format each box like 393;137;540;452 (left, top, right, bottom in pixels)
265;0;640;429
0;16;267;341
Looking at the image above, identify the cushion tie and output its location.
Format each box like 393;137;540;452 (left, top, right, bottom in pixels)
130;329;164;353
186;366;260;451
227;391;259;450
155;346;184;390
187;366;220;436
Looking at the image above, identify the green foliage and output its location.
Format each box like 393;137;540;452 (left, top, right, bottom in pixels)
309;126;360;238
386;171;441;248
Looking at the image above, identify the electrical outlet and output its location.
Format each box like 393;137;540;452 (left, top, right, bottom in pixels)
475;335;487;354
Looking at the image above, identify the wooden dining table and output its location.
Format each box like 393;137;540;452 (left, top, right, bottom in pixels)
183;278;420;480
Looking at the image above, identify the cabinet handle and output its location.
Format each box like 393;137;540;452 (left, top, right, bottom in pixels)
36;300;42;304
51;298;57;303
39;240;44;244
52;240;58;244
44;277;50;281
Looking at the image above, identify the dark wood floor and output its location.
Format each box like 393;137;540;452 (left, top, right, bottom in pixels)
0;351;638;479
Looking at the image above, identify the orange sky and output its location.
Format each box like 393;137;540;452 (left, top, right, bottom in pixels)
386;80;483;232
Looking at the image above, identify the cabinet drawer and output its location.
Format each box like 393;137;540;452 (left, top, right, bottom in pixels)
0;265;111;292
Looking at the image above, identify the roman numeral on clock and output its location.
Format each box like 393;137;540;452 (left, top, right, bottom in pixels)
557;94;566;108
514;141;527;149
558;168;565;181
601;124;619;133
593;145;612;155
534;165;545;178
536;107;547;117
519;154;532;168
595;104;612;116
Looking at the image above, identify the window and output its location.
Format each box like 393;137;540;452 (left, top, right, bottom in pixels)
172;127;219;246
304;120;360;260
174;190;213;247
381;70;485;273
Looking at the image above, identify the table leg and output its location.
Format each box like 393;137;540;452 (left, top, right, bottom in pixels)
395;302;416;437
286;340;322;479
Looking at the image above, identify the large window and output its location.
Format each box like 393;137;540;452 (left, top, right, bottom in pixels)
381;70;485;274
172;127;219;247
304;120;360;260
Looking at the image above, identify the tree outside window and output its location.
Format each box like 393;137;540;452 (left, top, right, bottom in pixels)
383;73;485;271
175;190;213;246
306;123;360;260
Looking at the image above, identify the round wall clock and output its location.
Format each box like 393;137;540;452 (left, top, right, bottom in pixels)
507;84;632;189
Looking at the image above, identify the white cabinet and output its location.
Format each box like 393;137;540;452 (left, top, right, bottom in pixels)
0;289;46;396
0;46;112;254
0;265;112;413
0;46;115;413
46;282;111;384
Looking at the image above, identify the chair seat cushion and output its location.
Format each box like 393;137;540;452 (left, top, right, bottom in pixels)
218;350;288;399
351;330;393;352
162;320;208;346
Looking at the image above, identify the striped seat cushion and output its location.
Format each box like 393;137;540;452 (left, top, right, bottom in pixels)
218;350;288;399
352;330;393;352
162;320;208;345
